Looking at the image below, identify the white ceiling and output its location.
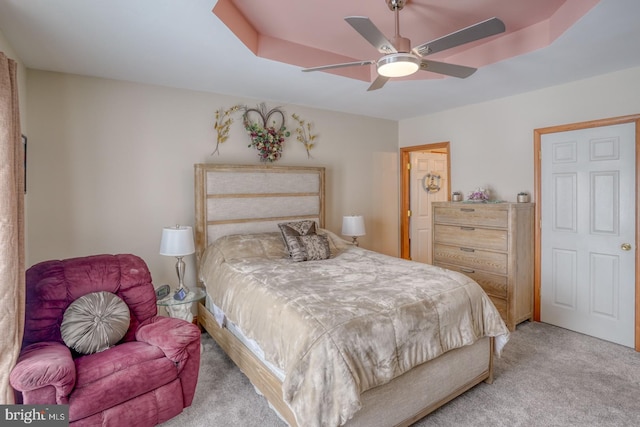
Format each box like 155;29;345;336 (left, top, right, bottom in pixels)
0;0;639;121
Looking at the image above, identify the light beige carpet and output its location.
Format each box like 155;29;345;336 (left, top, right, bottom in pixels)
161;321;640;426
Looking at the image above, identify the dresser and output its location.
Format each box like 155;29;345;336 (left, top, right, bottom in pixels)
431;202;534;331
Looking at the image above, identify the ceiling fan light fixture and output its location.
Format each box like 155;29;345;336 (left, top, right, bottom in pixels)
377;53;420;77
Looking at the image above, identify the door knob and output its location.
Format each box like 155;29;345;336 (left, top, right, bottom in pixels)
621;243;632;251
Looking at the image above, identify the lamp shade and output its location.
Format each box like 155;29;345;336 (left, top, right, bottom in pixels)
159;225;195;256
342;215;366;237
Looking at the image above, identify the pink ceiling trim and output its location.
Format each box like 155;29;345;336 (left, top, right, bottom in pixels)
442;22;553;70
212;0;258;55
214;0;600;83
549;0;600;40
258;35;374;82
442;0;600;72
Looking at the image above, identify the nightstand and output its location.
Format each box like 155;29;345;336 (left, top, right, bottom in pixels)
156;287;206;322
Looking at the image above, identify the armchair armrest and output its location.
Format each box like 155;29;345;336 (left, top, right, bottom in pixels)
10;342;76;404
136;316;200;365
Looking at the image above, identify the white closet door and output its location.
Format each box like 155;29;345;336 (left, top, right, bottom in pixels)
541;122;635;347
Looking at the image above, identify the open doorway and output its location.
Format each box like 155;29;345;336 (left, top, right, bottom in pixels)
400;142;451;261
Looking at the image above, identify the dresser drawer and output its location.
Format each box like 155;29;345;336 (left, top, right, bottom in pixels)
434;206;508;228
435;262;508;298
434;224;508;251
433;244;508;275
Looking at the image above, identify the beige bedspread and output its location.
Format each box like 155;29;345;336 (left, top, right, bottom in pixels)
199;231;509;427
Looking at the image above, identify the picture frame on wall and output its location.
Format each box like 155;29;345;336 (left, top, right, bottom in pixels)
22;134;27;193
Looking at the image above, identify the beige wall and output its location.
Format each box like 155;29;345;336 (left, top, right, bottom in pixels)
399;66;640;202
22;62;640;289
25;70;399;287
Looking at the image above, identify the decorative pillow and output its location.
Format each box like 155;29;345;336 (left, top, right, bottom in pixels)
61;291;130;354
317;228;350;257
278;220;317;258
295;234;331;261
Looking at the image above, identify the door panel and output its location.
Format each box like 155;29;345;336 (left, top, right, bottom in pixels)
590;252;618;318
541;122;635;347
409;152;448;263
551;248;577;308
552;173;577;232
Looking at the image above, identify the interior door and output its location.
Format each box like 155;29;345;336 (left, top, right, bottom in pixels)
540;122;636;347
409;152;448;263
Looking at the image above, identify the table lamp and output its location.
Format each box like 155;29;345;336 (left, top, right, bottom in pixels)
342;215;366;246
159;225;195;293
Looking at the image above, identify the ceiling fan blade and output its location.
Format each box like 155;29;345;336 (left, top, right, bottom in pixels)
345;16;397;54
302;60;375;73
413;17;505;57
367;75;390;91
420;59;477;78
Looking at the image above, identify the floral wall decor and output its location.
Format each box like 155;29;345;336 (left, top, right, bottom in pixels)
211;102;318;162
243;103;290;162
212;104;243;155
291;113;318;158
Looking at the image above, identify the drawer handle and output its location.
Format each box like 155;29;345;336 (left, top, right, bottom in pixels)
460;226;475;231
461;268;475;274
460;247;475;252
460;208;475;212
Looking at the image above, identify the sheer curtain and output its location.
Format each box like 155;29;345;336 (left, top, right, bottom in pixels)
0;51;25;404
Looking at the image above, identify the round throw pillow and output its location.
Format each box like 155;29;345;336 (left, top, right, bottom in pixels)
61;291;130;354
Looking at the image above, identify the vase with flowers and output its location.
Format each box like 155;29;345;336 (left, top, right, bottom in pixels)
467;187;490;202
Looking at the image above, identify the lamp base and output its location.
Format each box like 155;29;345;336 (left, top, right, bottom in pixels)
175;256;191;293
351;236;360;247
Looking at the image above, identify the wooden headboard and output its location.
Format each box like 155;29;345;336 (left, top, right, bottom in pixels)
194;163;325;264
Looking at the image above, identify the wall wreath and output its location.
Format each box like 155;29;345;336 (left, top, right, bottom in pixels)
422;172;441;193
243;104;290;162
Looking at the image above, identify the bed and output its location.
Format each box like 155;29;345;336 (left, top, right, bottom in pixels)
194;163;509;427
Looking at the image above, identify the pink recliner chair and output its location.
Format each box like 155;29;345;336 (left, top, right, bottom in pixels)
10;254;201;426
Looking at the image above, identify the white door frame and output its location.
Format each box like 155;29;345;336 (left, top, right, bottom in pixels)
534;114;640;351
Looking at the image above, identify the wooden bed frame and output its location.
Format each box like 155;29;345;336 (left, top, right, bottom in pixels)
194;163;494;426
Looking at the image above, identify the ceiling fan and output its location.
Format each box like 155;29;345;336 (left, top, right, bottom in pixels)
302;0;505;91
